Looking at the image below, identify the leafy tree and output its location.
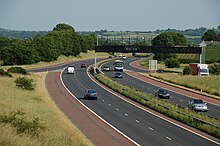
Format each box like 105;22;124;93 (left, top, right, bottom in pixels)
32;35;60;62
52;23;75;32
209;63;220;75
152;32;186;61
202;29;217;41
0;39;40;65
183;66;192;75
164;58;180;68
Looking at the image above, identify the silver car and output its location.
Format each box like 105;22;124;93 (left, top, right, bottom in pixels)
188;99;208;112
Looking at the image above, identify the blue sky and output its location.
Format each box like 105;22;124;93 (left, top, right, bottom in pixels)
0;0;219;31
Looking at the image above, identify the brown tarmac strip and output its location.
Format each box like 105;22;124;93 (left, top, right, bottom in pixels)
129;59;220;105
45;71;137;146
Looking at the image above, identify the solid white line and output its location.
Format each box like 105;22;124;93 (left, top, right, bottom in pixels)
87;66;220;145
60;68;140;146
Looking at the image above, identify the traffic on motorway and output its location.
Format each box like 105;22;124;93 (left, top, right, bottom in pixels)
101;58;220;119
60;58;219;146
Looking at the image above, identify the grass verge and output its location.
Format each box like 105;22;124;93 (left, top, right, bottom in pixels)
0;72;94;146
94;73;220;138
148;73;220;96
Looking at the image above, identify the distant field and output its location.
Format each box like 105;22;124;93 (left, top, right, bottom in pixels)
205;45;220;63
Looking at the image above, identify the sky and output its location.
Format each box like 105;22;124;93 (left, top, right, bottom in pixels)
0;0;219;31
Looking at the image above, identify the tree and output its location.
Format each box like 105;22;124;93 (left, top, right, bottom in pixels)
52;23;75;32
202;29;217;41
164;58;180;68
218;25;220;30
152;32;186;61
152;32;187;47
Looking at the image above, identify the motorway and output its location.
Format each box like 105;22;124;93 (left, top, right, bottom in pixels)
102;57;220;119
60;59;219;146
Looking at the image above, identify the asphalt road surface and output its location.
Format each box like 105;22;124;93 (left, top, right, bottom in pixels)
60;59;219;146
102;57;220;119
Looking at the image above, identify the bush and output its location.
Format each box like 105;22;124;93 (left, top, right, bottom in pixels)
7;67;28;75
0;69;12;77
183;66;192;75
164;58;180;68
0;110;45;136
209;63;220;75
14;77;35;90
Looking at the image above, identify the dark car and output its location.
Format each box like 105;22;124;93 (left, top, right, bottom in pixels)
84;89;98;100
155;88;170;99
115;72;123;78
81;64;86;68
156;69;163;73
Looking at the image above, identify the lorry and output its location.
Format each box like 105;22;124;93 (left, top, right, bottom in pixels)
189;63;209;76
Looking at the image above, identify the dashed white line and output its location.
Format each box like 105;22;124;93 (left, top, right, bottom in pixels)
116;108;119;111
149;127;154;131
136;120;140;123
109;104;111;106
125;113;128;116
102;100;105;102
166;137;172;141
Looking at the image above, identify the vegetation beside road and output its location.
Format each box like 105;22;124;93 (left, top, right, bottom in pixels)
148;73;220;97
94;73;220;138
0;72;94;146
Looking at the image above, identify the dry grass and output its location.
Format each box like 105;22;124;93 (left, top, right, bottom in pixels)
0;72;94;146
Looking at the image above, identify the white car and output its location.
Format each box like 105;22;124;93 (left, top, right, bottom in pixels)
122;56;127;59
188;99;208;112
67;66;75;74
102;66;110;71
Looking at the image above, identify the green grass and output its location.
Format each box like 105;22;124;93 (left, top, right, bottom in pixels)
149;73;220;96
0;73;94;146
95;73;220;138
205;46;220;63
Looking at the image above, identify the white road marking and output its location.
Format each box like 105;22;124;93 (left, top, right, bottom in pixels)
116;108;119;111
102;100;105;102
149;127;154;131
125;113;128;116
136;120;140;123
166;137;172;141
109;104;111;106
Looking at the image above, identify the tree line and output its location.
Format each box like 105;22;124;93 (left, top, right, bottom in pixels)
0;23;96;65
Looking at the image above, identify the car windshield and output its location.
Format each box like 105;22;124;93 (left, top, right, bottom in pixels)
158;89;167;94
193;99;204;104
88;90;97;94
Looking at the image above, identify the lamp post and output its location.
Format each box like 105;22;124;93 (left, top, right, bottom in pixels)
95;34;101;68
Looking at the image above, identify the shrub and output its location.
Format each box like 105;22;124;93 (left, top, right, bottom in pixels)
14;77;35;90
0;110;45;136
7;67;28;75
164;58;180;68
0;69;12;77
183;66;192;75
209;63;220;75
